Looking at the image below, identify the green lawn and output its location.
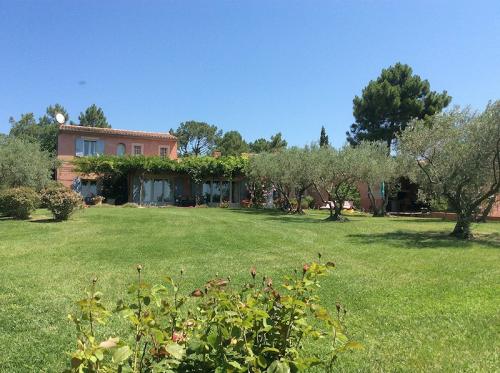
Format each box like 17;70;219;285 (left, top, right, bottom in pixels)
0;207;499;372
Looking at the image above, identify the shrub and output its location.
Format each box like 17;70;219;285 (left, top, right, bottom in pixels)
0;187;40;219
304;195;315;209
90;195;104;205
290;197;312;211
122;202;139;208
67;258;360;372
41;186;82;221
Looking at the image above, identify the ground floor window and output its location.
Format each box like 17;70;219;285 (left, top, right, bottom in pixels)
130;175;249;206
81;180;97;198
132;177;173;204
198;179;240;204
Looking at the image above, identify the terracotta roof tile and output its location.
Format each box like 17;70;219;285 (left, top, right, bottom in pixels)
59;124;176;140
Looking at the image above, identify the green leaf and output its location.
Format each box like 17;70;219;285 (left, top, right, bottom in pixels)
257;355;268;368
266;360;291;373
112;345;132;364
94;349;104;361
344;341;364;350
165;342;185;360
228;361;243;369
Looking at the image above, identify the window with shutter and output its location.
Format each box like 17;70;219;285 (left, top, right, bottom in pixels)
84;140;97;156
96;140;105;155
117;143;126;156
75;138;84;156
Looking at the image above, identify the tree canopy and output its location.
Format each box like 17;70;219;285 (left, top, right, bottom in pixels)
311;146;360;220
398;101;500;239
0;136;59;190
171;121;222;156
9;103;69;154
216;130;249;156
78;104;110;128
248;133;287;153
319;126;329;147
247;147;314;213
347;62;451;148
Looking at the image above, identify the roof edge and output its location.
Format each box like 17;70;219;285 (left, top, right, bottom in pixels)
59;124;177;140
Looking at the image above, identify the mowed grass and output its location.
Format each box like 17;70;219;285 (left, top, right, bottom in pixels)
0;207;499;372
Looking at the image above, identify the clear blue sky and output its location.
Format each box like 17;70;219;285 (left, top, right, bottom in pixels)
1;1;499;147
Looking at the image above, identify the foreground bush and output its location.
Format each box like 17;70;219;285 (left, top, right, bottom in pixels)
67;258;359;372
41;186;82;221
0;187;40;219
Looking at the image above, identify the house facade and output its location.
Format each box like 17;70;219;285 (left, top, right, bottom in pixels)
56;124;249;206
57;124;177;201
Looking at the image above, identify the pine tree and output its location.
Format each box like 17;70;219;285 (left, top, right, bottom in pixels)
319;126;329;147
78;104;111;128
347;63;451;148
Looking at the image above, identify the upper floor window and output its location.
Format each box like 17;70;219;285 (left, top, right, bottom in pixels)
159;146;169;158
84;140;97;156
133;145;143;155
117;143;126;156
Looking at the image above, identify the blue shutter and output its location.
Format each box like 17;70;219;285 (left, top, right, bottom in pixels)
96;140;105;155
75;138;84;156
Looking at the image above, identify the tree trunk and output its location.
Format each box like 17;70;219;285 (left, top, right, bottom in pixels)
328;201;334;219
325;203;345;221
295;192;304;214
477;196;496;223
451;213;473;239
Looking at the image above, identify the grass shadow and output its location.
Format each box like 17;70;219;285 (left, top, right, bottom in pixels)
229;208;327;224
347;230;500;249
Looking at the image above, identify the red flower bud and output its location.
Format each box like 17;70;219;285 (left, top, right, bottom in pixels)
266;277;273;288
250;266;257;279
303;263;310;273
191;289;203;297
172;331;186;343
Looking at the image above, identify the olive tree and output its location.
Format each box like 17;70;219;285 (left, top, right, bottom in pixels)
247;148;314;214
398;102;500;239
0;137;59;190
245;152;277;208
311;146;359;221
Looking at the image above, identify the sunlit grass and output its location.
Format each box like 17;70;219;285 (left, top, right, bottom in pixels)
0;207;498;372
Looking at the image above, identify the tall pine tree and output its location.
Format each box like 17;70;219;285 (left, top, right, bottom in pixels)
78;104;111;128
319;126;329;147
346;63;451;149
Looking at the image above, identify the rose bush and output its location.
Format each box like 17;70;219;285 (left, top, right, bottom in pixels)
41;186;82;221
0;187;40;219
66;257;360;372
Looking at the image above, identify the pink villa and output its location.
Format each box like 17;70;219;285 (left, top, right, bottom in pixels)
56;124;500;218
56;124;249;206
57;124;177;201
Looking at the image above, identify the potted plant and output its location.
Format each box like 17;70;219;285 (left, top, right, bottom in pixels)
91;195;105;205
